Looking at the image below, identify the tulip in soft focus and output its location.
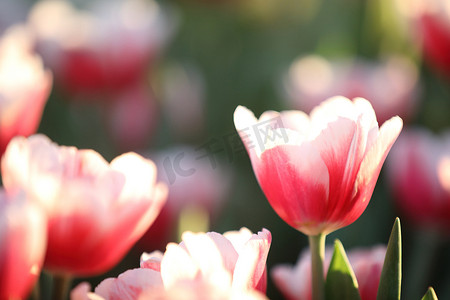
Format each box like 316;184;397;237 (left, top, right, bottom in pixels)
138;146;230;250
234;97;403;236
28;0;175;96
105;82;158;152
395;0;450;77
0;25;52;156
386;128;450;232
284;55;419;124
0;189;47;300
271;245;386;300
1;134;167;276
71;228;271;299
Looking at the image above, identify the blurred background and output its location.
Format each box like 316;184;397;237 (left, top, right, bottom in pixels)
1;0;450;298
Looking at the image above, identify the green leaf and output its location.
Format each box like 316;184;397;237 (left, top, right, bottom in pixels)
376;218;402;300
421;287;438;300
325;239;361;300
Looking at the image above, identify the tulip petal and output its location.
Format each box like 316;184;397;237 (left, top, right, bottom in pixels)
232;229;271;292
160;243;201;288
350;116;403;226
95;268;163;300
257;142;330;235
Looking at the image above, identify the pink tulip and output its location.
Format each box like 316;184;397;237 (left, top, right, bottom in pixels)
395;0;450;77
1;134;167;276
234;97;403;236
27;0;174;96
386;128;450;231
272;245;386;300
0;25;52;156
71;228;271;299
284;55;419;124
0;189;47;300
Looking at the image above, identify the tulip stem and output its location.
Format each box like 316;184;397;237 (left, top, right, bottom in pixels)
309;233;326;300
51;274;72;300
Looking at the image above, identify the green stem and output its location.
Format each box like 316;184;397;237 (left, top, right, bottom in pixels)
309;233;326;300
51;274;72;300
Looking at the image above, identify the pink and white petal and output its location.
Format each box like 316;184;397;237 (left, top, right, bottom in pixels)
71;282;106;300
351;116;403;224
124;181;168;242
110;153;158;202
223;227;253;254
310;96;357;128
1;134;62;212
259;110;281;123
205;231;240;273
232;229;271;292
66;149;110;179
140;251;164;271
181;231;236;283
95;268;163;300
279;110;311;135
312;117;372;228
257;143;329;235
234;106;258;135
160;243;200;288
234;106;261;164
352;98;378;130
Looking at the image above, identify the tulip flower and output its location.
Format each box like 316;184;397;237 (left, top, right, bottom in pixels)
1;134;167;281
0;189;47;300
27;0;175;96
71;228;271;299
386;128;450;232
272;245;386;300
284;55;419;124
395;0;450;77
234;96;402;300
0;25;52;156
234;97;402;236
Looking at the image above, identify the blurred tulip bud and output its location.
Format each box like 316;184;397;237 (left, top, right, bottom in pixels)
387;128;450;232
284;55;419;124
0;25;52;156
28;0;176;96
